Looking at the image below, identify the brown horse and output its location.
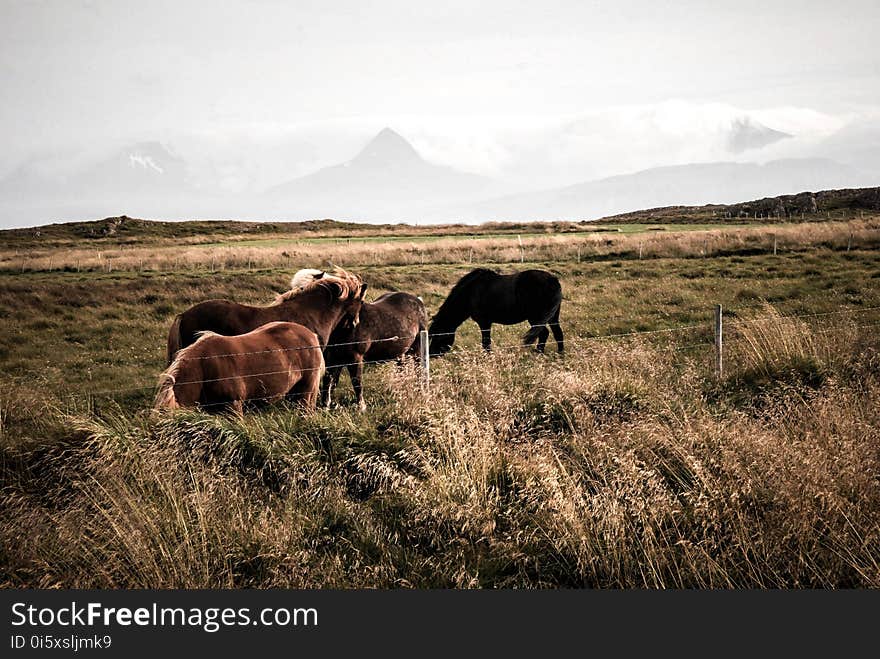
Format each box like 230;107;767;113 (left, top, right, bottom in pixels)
166;268;366;364
322;291;428;411
154;321;324;414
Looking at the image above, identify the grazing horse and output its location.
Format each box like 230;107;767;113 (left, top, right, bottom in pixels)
154;321;324;414
428;268;564;356
322;292;428;411
166;268;366;364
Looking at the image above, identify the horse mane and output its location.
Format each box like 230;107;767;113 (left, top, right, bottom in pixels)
273;267;363;305
435;268;497;321
290;268;325;291
154;331;216;409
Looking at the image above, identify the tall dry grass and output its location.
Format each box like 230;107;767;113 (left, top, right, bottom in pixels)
2;218;879;273
2;310;878;588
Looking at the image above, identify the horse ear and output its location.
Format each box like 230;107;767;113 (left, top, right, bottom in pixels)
359;283;368;300
315;271;325;280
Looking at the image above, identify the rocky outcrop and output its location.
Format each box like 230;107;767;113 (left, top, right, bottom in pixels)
725;192;819;219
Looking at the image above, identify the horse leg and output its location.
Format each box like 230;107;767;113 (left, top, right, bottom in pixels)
479;321;492;352
550;314;564;354
322;366;343;408
290;373;321;413
348;358;366;412
523;323;543;350
301;375;320;412
536;326;550;353
321;368;334;408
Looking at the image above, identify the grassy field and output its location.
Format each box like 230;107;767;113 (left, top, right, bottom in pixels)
1;217;880;587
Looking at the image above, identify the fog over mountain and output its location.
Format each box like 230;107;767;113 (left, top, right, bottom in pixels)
440;158;872;222
0;112;877;226
726;118;791;154
263;128;493;220
1;1;879;227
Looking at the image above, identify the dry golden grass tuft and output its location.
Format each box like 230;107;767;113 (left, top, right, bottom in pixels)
3;217;879;273
3;309;878;588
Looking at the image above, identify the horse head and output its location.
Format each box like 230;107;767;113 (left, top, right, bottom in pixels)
427;318;455;357
327;278;368;329
275;268;368;342
316;269;368;328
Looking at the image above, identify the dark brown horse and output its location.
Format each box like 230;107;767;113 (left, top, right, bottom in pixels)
154;321;324;414
166;268;366;363
322;291;428;411
428;268;564;356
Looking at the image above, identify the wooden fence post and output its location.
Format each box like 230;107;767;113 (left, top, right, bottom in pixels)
420;329;430;391
773;235;777;256
714;304;723;378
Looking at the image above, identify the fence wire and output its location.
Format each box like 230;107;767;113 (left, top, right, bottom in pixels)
35;302;874;406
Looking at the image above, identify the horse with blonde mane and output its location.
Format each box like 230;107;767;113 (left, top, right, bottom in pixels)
165;268;367;364
281;269;428;411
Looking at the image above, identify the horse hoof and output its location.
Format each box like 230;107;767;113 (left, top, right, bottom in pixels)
357;401;367;413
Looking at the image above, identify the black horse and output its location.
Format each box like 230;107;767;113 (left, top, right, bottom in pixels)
428;268;564;356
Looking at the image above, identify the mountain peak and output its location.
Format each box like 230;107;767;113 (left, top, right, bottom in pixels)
352;127;422;165
727;117;790;154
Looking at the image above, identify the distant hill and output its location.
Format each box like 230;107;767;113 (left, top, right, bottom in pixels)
3;187;878;249
442;158;873;222
601;186;880;224
265;128;492;219
0;215;389;247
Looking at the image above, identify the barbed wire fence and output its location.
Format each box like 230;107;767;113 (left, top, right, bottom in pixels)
16;303;877;412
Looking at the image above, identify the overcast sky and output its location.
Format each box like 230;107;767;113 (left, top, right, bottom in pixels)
1;0;878;224
3;1;878;154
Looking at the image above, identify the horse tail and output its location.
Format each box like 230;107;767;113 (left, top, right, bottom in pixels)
317;348;326;383
407;296;430;356
523;324;545;346
154;366;180;410
523;286;562;346
166;314;183;365
155;335;212;409
550;283;563;324
549;298;562;330
416;296;429;332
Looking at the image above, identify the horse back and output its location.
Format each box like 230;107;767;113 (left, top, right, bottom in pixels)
325;292;426;364
469;270;560;325
257;321;323;369
515;270;561;300
177;321;322;407
177;299;261;351
365;292;426;358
